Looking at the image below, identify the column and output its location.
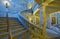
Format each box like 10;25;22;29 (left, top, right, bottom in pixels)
41;6;47;39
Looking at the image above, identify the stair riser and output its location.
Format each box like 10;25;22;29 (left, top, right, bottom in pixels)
0;34;8;38
12;29;24;34
21;33;30;39
0;25;7;29
0;36;8;39
9;23;20;25
0;22;7;24
13;31;27;39
0;30;7;32
9;19;17;22
10;26;23;28
10;27;23;30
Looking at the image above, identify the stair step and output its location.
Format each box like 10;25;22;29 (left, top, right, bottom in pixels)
0;19;6;21
9;22;19;23
12;30;27;37
0;32;8;37
10;24;22;26
10;26;23;28
0;32;8;34
21;33;30;39
9;20;17;21
0;22;7;24
0;26;7;28
15;32;29;39
11;28;24;32
0;25;7;28
9;23;20;25
8;18;17;20
0;28;7;32
12;30;28;39
0;20;6;22
11;28;25;34
0;36;8;39
9;20;18;22
0;28;6;30
10;27;23;30
0;24;7;26
9;24;20;26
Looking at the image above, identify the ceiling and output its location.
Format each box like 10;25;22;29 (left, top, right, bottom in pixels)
35;0;60;14
46;0;60;14
0;0;34;14
0;0;60;15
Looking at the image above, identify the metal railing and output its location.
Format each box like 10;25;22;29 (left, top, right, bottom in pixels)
18;13;42;38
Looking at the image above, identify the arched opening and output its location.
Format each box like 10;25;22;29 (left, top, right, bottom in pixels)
48;12;60;27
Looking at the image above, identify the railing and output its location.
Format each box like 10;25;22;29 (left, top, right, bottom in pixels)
6;11;12;39
17;13;42;38
21;13;40;26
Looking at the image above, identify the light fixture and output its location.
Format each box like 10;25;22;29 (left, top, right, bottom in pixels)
3;1;10;7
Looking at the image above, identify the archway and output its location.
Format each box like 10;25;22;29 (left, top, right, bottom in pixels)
47;12;60;27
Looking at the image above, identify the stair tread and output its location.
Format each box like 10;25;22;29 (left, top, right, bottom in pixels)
12;29;26;34
13;30;27;36
9;22;19;23
16;32;29;39
0;18;6;21
0;32;8;35
11;28;24;32
10;25;22;27
9;24;20;25
0;36;8;39
0;25;7;28
9;23;22;25
9;23;20;25
0;22;6;23
0;28;7;30
10;26;24;29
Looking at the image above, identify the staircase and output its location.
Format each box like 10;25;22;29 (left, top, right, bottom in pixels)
0;17;30;39
21;12;60;39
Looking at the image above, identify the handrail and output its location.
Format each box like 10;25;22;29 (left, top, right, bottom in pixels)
18;13;42;38
18;13;41;29
21;13;40;26
6;12;12;39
